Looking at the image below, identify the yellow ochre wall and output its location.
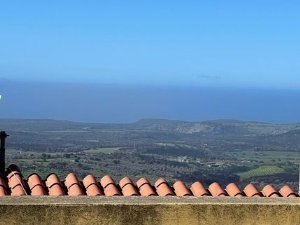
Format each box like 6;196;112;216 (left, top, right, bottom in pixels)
0;197;299;225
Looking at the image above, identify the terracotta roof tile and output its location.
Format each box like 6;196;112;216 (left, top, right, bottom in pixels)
11;185;26;196
119;177;139;196
7;170;27;196
82;175;103;196
100;175;121;196
243;184;261;197
208;182;227;197
261;184;280;197
7;171;23;189
136;177;157;196
1;164;299;197
0;177;8;189
0;177;8;196
0;186;7;196
190;181;209;197
45;173;65;196
46;173;62;188
173;180;192;196
64;173;80;189
154;178;175;196
64;173;84;196
279;185;297;197
27;173;47;196
226;183;243;197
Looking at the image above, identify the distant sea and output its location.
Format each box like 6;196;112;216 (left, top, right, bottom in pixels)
1;80;300;123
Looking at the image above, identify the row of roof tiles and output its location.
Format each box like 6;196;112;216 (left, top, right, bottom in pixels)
0;165;297;197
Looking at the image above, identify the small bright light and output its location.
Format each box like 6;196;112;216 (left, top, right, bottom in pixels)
0;95;2;100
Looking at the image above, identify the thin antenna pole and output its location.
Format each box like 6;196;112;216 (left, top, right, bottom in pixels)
0;131;9;176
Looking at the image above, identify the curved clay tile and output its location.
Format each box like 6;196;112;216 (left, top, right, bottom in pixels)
68;184;84;196
82;175;103;196
173;180;192;196
226;183;243;197
7;171;26;196
279;185;297;197
243;184;261;197
136;177;157;196
64;173;84;196
46;173;61;188
45;174;65;196
261;184;279;197
0;177;8;189
154;178;174;196
0;186;7;196
7;171;23;188
64;173;80;189
119;177;139;196
27;173;47;196
101;175;115;187
100;175;121;196
190;181;209;197
208;182;226;197
82;174;98;188
0;177;8;196
49;184;65;196
7;171;27;196
11;185;26;196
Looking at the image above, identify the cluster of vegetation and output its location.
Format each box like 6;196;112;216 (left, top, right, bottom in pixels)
2;118;300;189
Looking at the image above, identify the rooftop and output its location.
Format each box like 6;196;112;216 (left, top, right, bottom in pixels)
2;165;300;225
1;164;298;198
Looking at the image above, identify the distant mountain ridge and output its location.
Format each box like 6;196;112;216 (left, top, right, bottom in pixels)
135;118;299;135
1;117;299;133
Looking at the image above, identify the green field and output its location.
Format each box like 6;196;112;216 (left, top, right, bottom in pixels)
230;150;300;163
238;165;285;180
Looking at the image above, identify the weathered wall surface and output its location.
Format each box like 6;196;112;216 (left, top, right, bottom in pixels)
0;197;299;225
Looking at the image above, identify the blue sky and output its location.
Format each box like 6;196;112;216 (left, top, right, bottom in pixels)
0;1;300;88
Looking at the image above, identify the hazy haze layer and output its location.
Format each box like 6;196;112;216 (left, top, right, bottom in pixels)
0;80;299;123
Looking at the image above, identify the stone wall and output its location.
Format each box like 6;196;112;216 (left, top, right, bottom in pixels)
0;197;299;225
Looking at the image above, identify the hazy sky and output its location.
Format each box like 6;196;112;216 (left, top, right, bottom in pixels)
0;1;300;88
